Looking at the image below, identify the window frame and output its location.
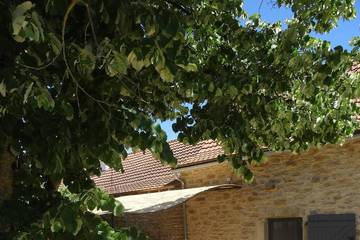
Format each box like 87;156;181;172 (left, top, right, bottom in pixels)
268;217;303;240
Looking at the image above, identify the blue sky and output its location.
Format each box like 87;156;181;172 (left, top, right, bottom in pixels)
245;0;360;49
162;0;360;140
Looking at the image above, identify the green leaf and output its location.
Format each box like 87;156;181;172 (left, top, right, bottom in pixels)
73;218;83;235
243;167;254;183
106;51;128;77
12;16;26;41
113;201;124;216
85;197;97;211
62;102;74;121
146;24;157;37
48;33;62;55
50;219;62;233
101;149;123;171
12;1;33;19
31;11;44;42
177;63;198;72
120;86;131;97
60;207;82;235
35;86;55;111
208;82;215;92
127;50;148;71
23;82;34;103
152;49;165;67
99;194;116;212
227;85;238;97
12;1;33;42
158;67;174;82
75;45;96;76
215;88;223;97
30;22;39;41
0;81;6;97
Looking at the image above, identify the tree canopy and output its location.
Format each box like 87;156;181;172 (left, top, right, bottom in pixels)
0;0;359;239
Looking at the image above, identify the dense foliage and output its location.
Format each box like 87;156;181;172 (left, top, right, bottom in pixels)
0;0;359;238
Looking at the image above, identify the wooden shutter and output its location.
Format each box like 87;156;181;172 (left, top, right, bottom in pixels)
308;214;356;240
268;218;303;240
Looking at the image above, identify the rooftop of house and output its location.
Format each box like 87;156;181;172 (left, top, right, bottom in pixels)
92;140;223;195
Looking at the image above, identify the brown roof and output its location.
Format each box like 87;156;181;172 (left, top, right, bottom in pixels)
172;140;223;167
92;150;177;195
93;140;223;195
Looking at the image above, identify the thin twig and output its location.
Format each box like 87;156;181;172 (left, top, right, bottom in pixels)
55;71;68;98
85;3;99;48
17;54;60;71
258;0;264;13
76;85;81;115
84;22;90;43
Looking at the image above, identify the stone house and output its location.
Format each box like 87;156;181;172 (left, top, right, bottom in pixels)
93;135;360;240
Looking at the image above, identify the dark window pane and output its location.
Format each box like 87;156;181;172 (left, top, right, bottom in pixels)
268;218;302;240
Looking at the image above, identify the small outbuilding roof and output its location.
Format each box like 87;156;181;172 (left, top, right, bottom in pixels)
94;184;241;215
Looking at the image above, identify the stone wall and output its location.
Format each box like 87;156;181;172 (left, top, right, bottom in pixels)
183;138;360;240
115;205;185;240
180;162;242;188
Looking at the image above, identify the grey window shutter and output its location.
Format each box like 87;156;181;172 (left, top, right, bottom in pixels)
308;214;356;240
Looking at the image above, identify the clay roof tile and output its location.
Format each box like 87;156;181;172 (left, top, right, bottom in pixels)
93;140;223;194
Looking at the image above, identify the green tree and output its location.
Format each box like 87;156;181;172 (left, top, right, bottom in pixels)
0;0;359;238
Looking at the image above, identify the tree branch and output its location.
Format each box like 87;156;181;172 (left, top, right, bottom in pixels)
61;0;116;113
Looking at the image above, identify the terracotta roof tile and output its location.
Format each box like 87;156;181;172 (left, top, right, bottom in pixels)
92;149;178;195
169;139;223;167
351;64;360;73
93;140;223;194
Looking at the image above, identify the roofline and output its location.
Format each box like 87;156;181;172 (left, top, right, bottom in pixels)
112;179;182;197
174;160;219;172
175;158;219;169
175;134;360;171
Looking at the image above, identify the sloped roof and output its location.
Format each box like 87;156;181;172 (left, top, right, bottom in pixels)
92;150;177;195
94;184;241;215
92;140;223;195
170;139;223;167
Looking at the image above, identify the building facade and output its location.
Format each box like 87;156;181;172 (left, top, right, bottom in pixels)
94;137;360;240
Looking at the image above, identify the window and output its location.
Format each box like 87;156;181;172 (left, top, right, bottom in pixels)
268;218;303;240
